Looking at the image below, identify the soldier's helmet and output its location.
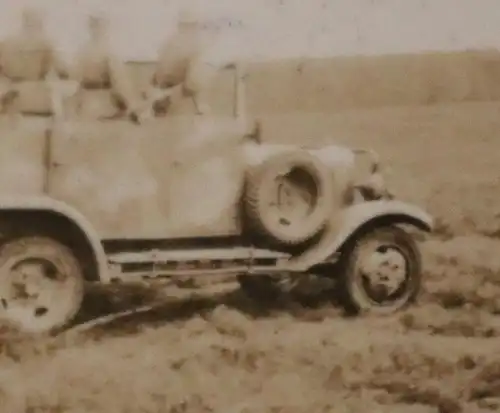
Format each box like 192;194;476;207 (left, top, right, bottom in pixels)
87;9;110;37
21;6;45;32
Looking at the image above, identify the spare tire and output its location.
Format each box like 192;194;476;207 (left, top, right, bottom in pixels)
244;150;337;248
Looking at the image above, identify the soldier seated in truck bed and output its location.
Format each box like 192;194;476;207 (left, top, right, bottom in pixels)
70;13;138;120
135;7;221;123
0;7;69;116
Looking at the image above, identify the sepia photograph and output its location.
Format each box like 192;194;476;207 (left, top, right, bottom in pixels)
0;0;498;412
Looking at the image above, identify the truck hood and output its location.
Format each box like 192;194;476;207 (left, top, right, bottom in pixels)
242;141;389;202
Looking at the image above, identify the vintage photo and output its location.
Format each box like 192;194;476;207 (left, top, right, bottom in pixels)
0;0;497;412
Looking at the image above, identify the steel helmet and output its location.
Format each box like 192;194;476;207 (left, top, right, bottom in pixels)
20;6;45;31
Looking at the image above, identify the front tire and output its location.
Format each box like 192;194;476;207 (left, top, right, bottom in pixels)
337;225;422;315
0;236;84;335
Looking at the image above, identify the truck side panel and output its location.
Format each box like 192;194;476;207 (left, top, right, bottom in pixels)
48;118;245;240
0;118;48;195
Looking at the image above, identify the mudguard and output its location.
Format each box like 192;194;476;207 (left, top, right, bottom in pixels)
0;195;109;282
287;200;433;272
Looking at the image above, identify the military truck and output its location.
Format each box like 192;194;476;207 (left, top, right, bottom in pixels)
0;64;433;334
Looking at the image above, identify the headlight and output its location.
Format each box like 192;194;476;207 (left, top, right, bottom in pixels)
356;171;394;201
352;148;380;174
351;148;394;201
311;145;394;202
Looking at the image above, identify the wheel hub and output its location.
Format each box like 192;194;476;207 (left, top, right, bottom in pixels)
272;168;318;226
0;258;73;333
356;242;408;302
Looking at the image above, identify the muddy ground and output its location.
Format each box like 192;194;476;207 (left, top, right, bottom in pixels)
1;102;500;412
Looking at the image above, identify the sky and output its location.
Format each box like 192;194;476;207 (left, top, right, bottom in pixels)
1;0;500;61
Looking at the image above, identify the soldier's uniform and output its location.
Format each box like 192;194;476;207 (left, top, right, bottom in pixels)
144;7;219;118
72;13;137;119
0;8;69;115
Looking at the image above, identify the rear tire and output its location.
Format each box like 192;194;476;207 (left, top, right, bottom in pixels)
0;236;84;335
336;225;422;315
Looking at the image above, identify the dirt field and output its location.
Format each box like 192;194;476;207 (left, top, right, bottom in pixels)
2;101;500;412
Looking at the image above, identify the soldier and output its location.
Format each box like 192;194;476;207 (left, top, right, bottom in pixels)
136;6;220;122
71;12;138;119
0;7;69;115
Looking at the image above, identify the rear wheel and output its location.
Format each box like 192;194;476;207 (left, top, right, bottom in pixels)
0;236;84;334
337;225;422;315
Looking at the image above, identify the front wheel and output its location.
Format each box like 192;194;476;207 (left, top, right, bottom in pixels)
0;236;85;335
337;225;422;315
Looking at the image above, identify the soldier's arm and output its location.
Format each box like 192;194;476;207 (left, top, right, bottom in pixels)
107;51;137;110
184;44;228;115
67;46;87;85
184;57;217;95
46;43;70;80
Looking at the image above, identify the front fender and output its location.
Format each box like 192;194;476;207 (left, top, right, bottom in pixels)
287;200;433;272
0;195;109;282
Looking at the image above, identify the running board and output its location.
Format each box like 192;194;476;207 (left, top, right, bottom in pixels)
106;247;291;281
